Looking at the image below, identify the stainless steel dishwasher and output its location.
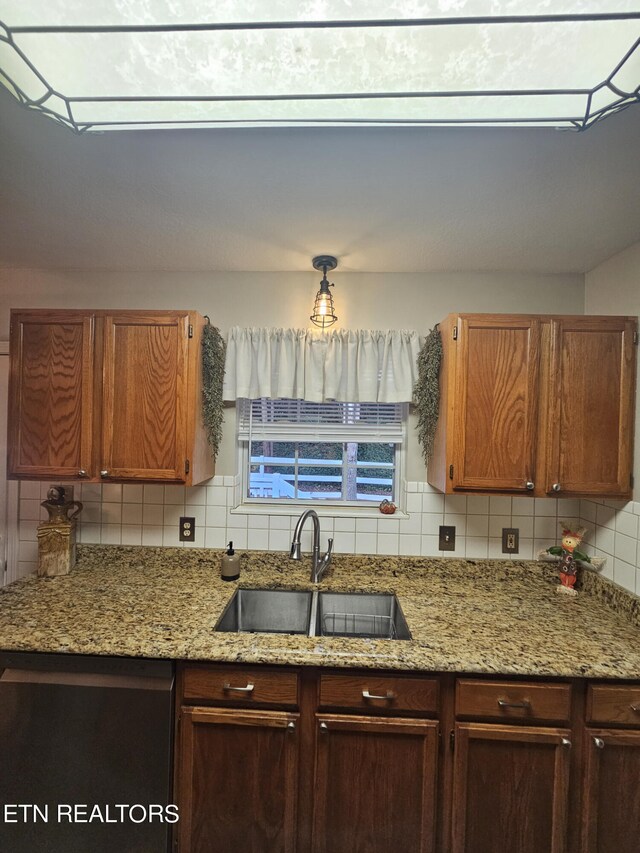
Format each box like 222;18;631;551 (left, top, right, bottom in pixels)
0;652;175;853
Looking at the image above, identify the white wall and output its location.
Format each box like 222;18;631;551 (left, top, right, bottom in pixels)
580;240;640;596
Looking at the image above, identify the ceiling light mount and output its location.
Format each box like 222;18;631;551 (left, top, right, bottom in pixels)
310;255;338;329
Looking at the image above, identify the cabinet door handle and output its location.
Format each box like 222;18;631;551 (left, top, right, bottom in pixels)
630;704;640;713
497;698;531;710
593;737;605;749
551;483;561;492
525;481;535;491
362;690;396;702
100;470;109;478
222;682;255;694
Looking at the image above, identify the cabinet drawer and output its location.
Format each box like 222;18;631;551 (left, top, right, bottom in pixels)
182;665;299;708
456;679;571;723
587;684;640;727
319;673;439;715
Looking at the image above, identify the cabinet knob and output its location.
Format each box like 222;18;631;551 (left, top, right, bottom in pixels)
100;470;109;478
525;481;534;491
561;737;572;748
77;469;88;478
319;722;328;734
287;721;296;733
551;483;561;492
593;737;605;749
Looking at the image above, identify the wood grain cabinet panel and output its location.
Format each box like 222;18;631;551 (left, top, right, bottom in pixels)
546;317;636;497
587;684;640;727
319;673;438;715
8;308;214;484
428;313;637;498
581;729;640;853
451;723;571;853
312;714;439;853
182;666;299;708
8;311;95;479
456;679;572;724
178;706;299;853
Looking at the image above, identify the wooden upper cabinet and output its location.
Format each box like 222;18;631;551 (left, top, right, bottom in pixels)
452;315;540;492
8;309;214;485
428;313;637;498
546;317;636;497
8;311;96;479
101;312;189;481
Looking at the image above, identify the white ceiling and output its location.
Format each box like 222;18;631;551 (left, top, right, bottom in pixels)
0;86;639;274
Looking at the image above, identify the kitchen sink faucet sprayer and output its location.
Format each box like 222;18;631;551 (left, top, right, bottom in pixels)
290;509;333;583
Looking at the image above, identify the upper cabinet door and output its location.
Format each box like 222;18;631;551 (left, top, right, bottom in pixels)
546;317;637;497
8;311;95;480
101;312;190;482
452;316;541;492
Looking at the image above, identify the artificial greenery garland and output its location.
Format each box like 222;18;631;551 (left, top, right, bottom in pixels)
202;322;226;461
414;326;443;464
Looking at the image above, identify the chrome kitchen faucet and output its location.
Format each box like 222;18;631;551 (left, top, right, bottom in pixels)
290;509;333;583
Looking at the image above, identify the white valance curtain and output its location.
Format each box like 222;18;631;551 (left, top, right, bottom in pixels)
223;327;420;403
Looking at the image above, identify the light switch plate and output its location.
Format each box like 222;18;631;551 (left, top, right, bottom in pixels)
439;525;456;551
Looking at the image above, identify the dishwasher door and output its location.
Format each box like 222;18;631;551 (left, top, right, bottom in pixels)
0;652;174;853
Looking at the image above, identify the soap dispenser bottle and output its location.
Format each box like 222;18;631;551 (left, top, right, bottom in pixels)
221;541;240;581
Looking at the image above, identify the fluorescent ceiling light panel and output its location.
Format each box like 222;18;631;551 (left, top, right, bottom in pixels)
0;2;638;132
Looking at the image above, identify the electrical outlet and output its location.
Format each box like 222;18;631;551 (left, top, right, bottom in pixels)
439;525;456;551
179;517;196;542
502;527;519;554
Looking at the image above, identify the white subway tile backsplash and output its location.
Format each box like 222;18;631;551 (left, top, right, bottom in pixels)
143;484;164;504
467;495;489;515
355;532;378;554
122;484;144;503
488;515;510;539
489;496;511;515
143;504;164;526
445;494;467;514
12;481;640;609
102;484;122;503
399;534;421;556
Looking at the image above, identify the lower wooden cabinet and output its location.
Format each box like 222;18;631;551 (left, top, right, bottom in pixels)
451;723;572;853
312;714;439;853
581;729;640;853
175;666;640;853
177;706;299;853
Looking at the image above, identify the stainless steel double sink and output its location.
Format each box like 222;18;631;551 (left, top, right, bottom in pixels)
215;588;411;640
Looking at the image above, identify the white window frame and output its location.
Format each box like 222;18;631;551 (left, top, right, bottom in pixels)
234;399;408;516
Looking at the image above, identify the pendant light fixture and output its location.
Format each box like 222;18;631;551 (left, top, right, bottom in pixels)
310;256;338;329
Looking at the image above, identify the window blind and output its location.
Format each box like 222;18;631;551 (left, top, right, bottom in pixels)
237;398;406;443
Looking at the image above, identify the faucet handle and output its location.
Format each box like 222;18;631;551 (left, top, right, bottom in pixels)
325;537;334;557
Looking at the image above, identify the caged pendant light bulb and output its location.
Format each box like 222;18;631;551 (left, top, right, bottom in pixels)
310;255;338;329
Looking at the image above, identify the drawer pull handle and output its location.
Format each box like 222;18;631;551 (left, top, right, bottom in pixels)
222;682;255;694
631;705;640;713
362;690;396;702
497;698;531;710
593;737;605;749
561;737;571;748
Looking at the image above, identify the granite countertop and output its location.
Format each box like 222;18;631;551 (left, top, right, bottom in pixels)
0;545;638;679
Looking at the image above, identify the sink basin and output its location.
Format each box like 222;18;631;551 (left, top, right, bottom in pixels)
215;588;411;640
215;588;313;635
315;592;411;640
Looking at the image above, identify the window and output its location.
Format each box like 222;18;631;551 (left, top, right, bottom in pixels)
238;398;406;506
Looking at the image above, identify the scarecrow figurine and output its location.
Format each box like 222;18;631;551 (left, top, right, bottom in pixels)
546;521;588;597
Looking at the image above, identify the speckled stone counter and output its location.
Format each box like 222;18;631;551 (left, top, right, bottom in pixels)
0;545;638;679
